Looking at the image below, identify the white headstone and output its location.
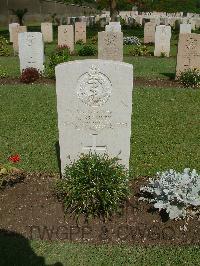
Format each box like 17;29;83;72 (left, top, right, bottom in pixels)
58;25;74;52
41;22;53;43
176;33;200;77
144;22;156;43
154;25;171;57
9;23;19;42
98;31;123;61
55;59;133;173
180;24;192;34
75;22;86;43
105;22;121;32
18;32;44;73
13;26;27;53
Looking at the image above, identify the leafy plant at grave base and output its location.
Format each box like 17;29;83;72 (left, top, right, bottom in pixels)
76;39;84;45
54;152;131;220
88;35;98;45
123;36;141;46
140;168;200;220
0;66;8;78
0;163;24;189
129;45;151;56
45;45;70;78
77;44;97;56
0;154;24;189
179;68;200;88
20;67;41;84
160;52;166;58
0;36;10;56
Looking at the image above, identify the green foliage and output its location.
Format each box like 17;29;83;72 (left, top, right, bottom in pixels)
45;45;70;78
140;168;200;220
0;164;24;188
179;68;200;88
77;44;97;56
88;35;98;44
75;39;84;45
0;36;10;56
54;153;130;220
129;45;151;56
0;66;8;78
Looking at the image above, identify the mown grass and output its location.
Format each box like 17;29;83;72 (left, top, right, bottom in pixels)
1;235;200;266
0;54;176;79
1;84;200;177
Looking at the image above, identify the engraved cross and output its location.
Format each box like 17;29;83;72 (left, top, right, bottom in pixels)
82;134;107;153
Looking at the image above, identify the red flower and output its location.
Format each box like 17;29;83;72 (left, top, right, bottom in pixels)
8;154;20;163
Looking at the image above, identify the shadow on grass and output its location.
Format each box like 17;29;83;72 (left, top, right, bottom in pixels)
0;229;63;266
160;72;176;80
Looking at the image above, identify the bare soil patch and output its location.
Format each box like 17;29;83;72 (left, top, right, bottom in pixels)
0;77;183;88
0;173;199;245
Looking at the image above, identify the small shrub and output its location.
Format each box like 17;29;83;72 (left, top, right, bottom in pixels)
179;68;200;88
88;35;98;44
129;45;150;56
0;163;24;189
0;66;8;78
45;45;70;78
140;168;200;220
20;67;40;84
0;36;10;56
78;44;97;56
76;39;84;45
160;52;166;58
54;153;130;220
123;36;141;46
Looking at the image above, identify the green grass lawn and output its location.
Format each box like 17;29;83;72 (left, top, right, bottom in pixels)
1;236;200;266
1;84;200;177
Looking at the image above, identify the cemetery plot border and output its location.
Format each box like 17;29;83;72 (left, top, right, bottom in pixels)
0;172;199;245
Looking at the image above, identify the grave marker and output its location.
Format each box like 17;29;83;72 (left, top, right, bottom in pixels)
55;59;133;173
176;33;200;77
18;32;44;73
58;25;74;52
98;31;123;61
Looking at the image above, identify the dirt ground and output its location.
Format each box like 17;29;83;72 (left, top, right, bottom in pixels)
0;173;199;245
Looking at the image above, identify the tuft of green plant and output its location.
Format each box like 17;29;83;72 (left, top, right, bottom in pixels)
129;45;150;56
140;168;200;220
88;35;98;45
54;153;130;220
179;68;200;88
0;66;8;78
0;36;10;56
45;45;70;78
78;44;97;56
76;39;84;45
160;52;166;58
0;163;24;189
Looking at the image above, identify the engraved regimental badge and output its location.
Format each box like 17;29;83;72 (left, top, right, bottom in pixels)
76;65;112;107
